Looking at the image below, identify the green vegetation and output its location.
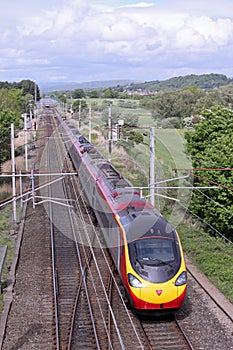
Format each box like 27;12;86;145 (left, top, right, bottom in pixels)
0;108;21;164
0;205;17;311
48;73;232;98
185;106;233;240
0;80;40;166
0;80;40;100
178;222;233;302
56;74;233;133
128;73;232;91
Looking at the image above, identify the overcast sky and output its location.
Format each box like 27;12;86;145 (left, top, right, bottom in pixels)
1;0;233;84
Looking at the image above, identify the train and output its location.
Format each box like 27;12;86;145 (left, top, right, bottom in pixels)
56;112;187;314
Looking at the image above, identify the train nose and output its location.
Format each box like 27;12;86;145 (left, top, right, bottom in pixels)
130;282;187;310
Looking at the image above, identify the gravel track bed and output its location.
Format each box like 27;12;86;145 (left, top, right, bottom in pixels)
176;273;233;350
2;201;53;350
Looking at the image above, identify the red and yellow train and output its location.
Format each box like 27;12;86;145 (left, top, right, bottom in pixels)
57;113;187;313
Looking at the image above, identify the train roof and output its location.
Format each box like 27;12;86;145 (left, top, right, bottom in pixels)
62;119;160;217
123;209;176;242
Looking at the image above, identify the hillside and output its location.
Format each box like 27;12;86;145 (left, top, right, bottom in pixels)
39;73;233;94
39;79;138;94
126;73;233;92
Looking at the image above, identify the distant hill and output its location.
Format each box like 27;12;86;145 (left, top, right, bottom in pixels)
39;74;233;95
127;73;233;92
39;79;138;94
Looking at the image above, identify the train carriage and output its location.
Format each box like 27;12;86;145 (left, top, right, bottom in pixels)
57;114;187;313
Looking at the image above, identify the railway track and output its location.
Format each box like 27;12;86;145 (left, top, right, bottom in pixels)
140;315;194;350
40;115;81;349
67;161;146;349
43;115;145;349
46;113;195;350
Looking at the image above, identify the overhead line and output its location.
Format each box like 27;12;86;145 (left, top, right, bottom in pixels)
172;167;233;171
190;173;233;192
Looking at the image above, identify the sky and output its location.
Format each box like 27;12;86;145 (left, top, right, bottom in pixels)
1;0;233;84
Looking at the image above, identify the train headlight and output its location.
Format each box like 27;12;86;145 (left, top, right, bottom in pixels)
175;271;187;286
128;273;143;288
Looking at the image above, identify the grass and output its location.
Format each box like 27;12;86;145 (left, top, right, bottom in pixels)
178;221;233;302
155;129;192;169
0;205;18;312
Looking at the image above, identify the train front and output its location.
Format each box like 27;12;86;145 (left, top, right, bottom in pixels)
121;208;187;313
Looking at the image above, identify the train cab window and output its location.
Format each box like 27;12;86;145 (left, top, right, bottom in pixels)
132;238;176;265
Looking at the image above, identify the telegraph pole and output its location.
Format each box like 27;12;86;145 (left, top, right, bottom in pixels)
150;127;155;206
88;103;92;142
78;100;81;129
108;103;112;161
34;81;37;128
29;100;33;149
11;124;17;222
34;81;37;103
24;114;28;171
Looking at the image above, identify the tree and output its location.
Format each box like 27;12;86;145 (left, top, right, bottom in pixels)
0;88;23;114
185;106;233;239
72;88;86;99
0;88;23;166
87;89;100;98
58;93;67;103
150;87;205;125
102;88;118;99
152;89;177;120
0;109;21;167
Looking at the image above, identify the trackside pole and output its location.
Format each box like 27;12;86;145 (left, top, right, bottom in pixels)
19;171;23;208
11;124;17;222
150;127;155;206
78;100;81;129
24;114;28;171
31;170;35;209
88;103;92;142
108;103;112;161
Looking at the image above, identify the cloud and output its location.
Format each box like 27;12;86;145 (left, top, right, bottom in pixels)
1;0;233;82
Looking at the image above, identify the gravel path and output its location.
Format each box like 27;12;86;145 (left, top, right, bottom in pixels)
1;202;53;350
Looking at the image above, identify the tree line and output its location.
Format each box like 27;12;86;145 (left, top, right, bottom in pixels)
185;106;233;240
51;73;233;129
127;73;232;92
140;84;233;128
0;79;40;100
0;79;40;168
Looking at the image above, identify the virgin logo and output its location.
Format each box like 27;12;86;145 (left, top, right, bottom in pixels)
156;290;163;296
